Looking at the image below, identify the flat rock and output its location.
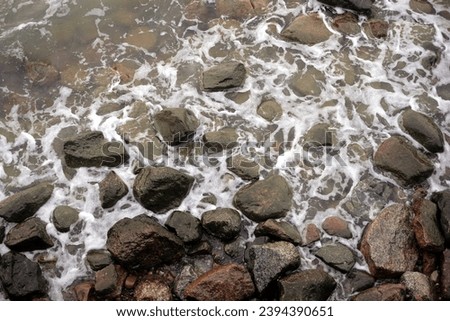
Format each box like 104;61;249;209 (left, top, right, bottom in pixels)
86;249;113;271
257;100;282;122
99;171;129;209
184;263;255;300
281;14;332;45
247;241;300;293
431;190;450;245
95;264;118;296
352;283;406;301
165;211;202;243
133;166;194;214
233;174;292;222
303;223;321;245
315;243;355;273
5;217;54;252
106;214;184;270
410;0;435;14
203;61;246;91
203;128;238;154
401;271;432;300
134;276;172;301
440;249;450;299
226;155;260;181
0;182;54;223
153;108;199;145
63;131;129;168
360;204;419;278
0;252;48;299
303;123;336;147
290;66;325;97
254;219;302;245
412;198;445;252
278;269;336;301
373;136;434;186
332;12;361;35
52;205;79;233
201;208;241;241
317;0;372;12
399;109;444;153
322;216;352;238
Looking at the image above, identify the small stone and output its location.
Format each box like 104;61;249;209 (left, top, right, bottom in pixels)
322;216;352;238
165;211;202;243
202;61;246;91
254;219;302;245
278;269;336;301
203;128;238;154
412;198;445;252
134;276;172;301
315;243;355;273
200;193;217;205
25;61;59;86
186;241;213;256
303;123;337;147
52;205;79;233
352;283;406;301
343;270;375;294
124;275;138;289
95;264;117;296
332;12;361;35
410;0;435;14
363;19;389;38
303;223;321;245
153;108;199;146
201;208;241;241
124;27;158;51
401;271;432;300
216;0;254;20
99;171;129;209
257;100;283;121
436;83;450;101
290;66;325;97
5;217;54;252
281;14;332;45
226;155;260;181
73;281;94;301
86;249;113;271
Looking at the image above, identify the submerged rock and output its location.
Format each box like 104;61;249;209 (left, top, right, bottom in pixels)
52;205;79;233
278;269;336;301
5;217;54;252
332;12;361;35
216;0;254;19
281;14;332;45
316;0;373;12
254;219;302;245
203;128;239;154
436;83;450;101
99;171;129;209
165;211;202;243
431;190;450;246
153;108;199;146
257;100;283;122
352;283;406;301
303;123;337;147
202;61;246;91
290;66;325;97
133;166;194;214
201;208;241;241
363;19;389;38
315;243;355;273
106;214;184;269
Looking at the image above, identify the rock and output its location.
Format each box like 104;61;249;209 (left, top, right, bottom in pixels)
315;243;355;273
436;83;450;101
278;269;336;300
202;61;246;91
363;19;389;38
63;131;129;168
332;12;361;35
401;272;432;300
247;241;300;293
201;208;241;241
184;263;255;300
134;276;172;301
73;281;94;301
290;66;325;97
186;241;213;256
95;264;117;296
233;174;292;222
174;265;198;299
153;108;199;145
86;249;113;271
410;0;435;14
0;252;47;299
254;219;302;245
360;204;419;278
226;155;260;181
203;128;239;154
431;190;450;245
165;211;202;243
124;275;138;289
440;249;450;299
322;216;352;238
52;205;79;233
412;198;445;252
257;100;283;121
281;14;332;45
133;166;194;213
0;182;54;223
216;0;254;19
186;0;209;20
0;226;4;243
106;214;184;269
200;193;217;205
303;223;321;245
352;283;406;301
343;270;375;294
5;217;54;252
99;171;129;209
25;61;59;86
373;136;434;186
97;102;124;116
316;0;372;12
124;27;158;51
399;109;444;153
303;123;336;147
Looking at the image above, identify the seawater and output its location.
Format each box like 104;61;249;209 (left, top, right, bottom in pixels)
0;0;449;300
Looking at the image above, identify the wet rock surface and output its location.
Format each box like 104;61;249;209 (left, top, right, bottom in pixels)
202;61;246;91
315;243;355;273
278;269;336;301
226;155;260;181
5;217;54;252
352;283;406;301
343;270;375;294
322;216;352;239
134;276;172;301
52;205;79;233
203;128;238;153
86;249;113;271
412;198;445;252
99;171;129;209
153;108;199;146
95;264;118;296
165;211;202;243
431;190;450;245
281;14;332;45
317;0;373;12
257;100;282;122
254;219;302;245
201;208;241;241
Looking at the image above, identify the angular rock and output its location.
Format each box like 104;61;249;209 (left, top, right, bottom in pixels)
202;61;246;91
317;0;373;12
440;249;450;299
99;171;129;209
63;131;129;168
106;214;184;269
410;0;435;14
352;284;406;301
184;263;255;300
315;243;355;273
257;100;282;122
278;269;336;301
281;14;332;45
226;155;260;181
412;199;445;252
165;211;202;243
203;128;238;154
0;252;47;299
153;108;199;145
322;216;352;239
95;264;117;296
5;217;53;252
431;190;450;245
399;109;444;153
360;204;419;278
52;205;79;233
0;182;54;223
401;271;432;300
373;136;434;186
303;223;321;245
343;269;375;294
247;241;300;293
363;19;389;38
133;166;194;213
86;249;113;271
135;276;172;301
254;219;302;245
233;174;292;222
201;208;241;241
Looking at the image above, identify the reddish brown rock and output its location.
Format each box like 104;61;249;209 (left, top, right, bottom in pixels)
440;249;450;300
360;204;419;278
134;276;172;301
73;281;94;301
184;263;255;300
322;216;352;238
422;251;438;276
363;19;389;38
352;283;406;301
303;223;321;245
412;198;445;252
332;12;361;35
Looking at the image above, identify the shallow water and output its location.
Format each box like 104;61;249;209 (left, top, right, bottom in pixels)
0;0;449;300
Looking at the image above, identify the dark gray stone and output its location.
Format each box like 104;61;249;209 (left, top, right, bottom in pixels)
99;171;129;209
317;0;373;12
399;109;444;153
95;264;117;296
226;155;260;181
153;108;199;145
63;131;129;168
278;269;336;300
431;190;450;246
254;219;301;245
0;182;54;223
201;208;241;241
165;211;202;243
86;249;113;271
203;128;238;154
52;205;79;233
203;61;246;91
133;166;194;214
5;217;54;252
315;243;355;273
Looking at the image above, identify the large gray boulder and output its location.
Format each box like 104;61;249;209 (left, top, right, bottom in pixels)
203;61;246;91
153;108;199;145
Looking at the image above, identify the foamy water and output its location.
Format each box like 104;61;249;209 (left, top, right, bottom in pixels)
0;0;449;300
